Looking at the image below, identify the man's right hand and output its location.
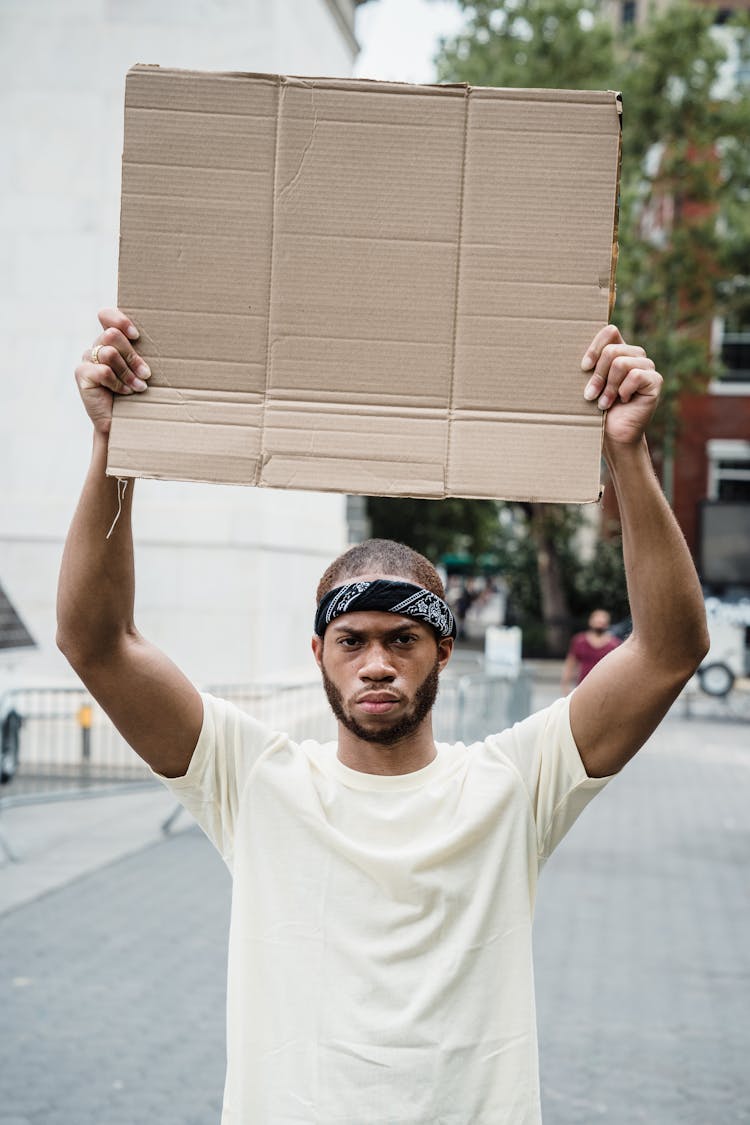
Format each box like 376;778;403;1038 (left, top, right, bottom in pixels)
75;308;151;435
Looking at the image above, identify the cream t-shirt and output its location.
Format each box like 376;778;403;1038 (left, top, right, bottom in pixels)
157;692;609;1124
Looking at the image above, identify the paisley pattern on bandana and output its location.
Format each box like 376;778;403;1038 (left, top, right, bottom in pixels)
315;579;457;639
390;589;455;637
324;581;371;626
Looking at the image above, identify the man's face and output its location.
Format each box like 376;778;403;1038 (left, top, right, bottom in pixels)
312;609;453;748
588;610;611;635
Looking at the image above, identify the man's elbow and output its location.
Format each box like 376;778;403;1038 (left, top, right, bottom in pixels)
56;623;75;662
629;620;710;687
56;613;90;667
56;624;130;677
688;624;711;675
56;627;92;676
670;623;711;685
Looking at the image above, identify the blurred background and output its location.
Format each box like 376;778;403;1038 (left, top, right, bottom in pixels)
1;0;748;697
1;2;749;1122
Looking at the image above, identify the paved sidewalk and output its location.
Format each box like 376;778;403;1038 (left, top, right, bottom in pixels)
534;713;750;1123
1;699;749;1122
0;784;192;914
0;827;230;1125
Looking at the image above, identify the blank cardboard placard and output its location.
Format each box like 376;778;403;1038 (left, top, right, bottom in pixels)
109;66;621;502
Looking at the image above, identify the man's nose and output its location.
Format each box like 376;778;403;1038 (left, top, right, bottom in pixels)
359;643;396;680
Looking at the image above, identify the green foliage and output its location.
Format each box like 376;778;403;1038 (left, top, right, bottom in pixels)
435;0;750;428
365;496;502;562
368;0;749;651
435;0;614;90
571;536;629;623
613;3;750;420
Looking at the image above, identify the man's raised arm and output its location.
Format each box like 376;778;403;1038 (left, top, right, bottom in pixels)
56;309;203;778
567;326;710;778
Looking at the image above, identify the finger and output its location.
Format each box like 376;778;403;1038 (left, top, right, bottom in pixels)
614;367;663;405
596;354;656;410
88;326;151;388
97;307;140;342
87;343;148;392
583;344;652;403
76;360;134;396
581;324;624;371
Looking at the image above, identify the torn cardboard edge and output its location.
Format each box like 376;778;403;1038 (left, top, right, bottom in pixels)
109;66;622;504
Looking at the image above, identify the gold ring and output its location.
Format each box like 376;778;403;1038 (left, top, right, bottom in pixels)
91;344;103;364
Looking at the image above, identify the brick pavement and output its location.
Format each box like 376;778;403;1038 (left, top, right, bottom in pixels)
0;829;230;1125
1;709;749;1124
535;716;750;1124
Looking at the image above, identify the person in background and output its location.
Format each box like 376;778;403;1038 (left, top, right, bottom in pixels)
561;608;622;693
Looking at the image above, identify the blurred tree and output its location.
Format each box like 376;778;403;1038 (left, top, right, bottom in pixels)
614;4;750;496
365;496;501;562
434;0;614;90
427;0;620;652
435;0;750;491
423;0;748;651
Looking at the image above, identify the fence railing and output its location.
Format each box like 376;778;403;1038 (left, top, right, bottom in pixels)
434;671;532;744
1;686;151;793
207;672;533;749
1;670;534;798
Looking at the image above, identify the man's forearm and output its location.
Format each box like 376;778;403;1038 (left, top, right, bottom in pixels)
605;436;708;677
560;654;577;693
57;431;137;665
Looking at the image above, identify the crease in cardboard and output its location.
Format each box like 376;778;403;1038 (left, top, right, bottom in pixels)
261;452;447;496
135;387;264;402
262;450;446;469
256;75;283;487
444;87;471;497
120;202;202;431
134;312;204;430
278;80;319;199
263;401;600;425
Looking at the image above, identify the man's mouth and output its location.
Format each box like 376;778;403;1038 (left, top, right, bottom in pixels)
356;693;401;715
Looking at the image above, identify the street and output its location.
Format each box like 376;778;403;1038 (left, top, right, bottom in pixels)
1;707;749;1123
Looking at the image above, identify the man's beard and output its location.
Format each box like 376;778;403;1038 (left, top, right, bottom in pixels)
321;659;440;747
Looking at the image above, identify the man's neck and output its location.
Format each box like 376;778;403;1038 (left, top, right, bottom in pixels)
336;720;437;776
586;630;611;647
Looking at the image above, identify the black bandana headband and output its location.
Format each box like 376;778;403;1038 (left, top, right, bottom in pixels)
315;579;457;639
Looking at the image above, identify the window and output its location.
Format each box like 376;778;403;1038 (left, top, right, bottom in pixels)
707;439;750;502
710;317;750;393
621;0;637;25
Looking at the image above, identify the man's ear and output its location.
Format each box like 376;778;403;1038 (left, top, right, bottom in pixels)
437;636;454;672
311;634;323;669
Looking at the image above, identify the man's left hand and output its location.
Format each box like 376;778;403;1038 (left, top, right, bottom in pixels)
581;325;663;449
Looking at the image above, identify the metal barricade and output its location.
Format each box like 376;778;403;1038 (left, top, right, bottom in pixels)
209;671;533;747
434;671;533;744
204;681;338;744
1;669;534;804
0;686;150;793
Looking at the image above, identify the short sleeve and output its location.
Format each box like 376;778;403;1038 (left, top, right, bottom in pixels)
486;694;612;863
152;692;284;867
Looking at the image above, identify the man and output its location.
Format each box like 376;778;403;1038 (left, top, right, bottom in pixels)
57;309;709;1124
561;608;621;693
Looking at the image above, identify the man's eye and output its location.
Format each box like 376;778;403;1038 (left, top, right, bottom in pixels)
393;635;417;646
338;636;361;647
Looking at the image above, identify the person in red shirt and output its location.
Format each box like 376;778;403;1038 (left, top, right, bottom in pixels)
561;609;622;693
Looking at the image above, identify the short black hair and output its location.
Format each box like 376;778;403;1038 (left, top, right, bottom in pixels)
316;539;444;605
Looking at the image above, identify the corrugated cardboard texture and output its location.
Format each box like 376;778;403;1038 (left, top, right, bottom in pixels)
110;67;622;502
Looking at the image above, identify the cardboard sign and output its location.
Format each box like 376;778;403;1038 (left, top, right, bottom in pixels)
109;66;621;502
